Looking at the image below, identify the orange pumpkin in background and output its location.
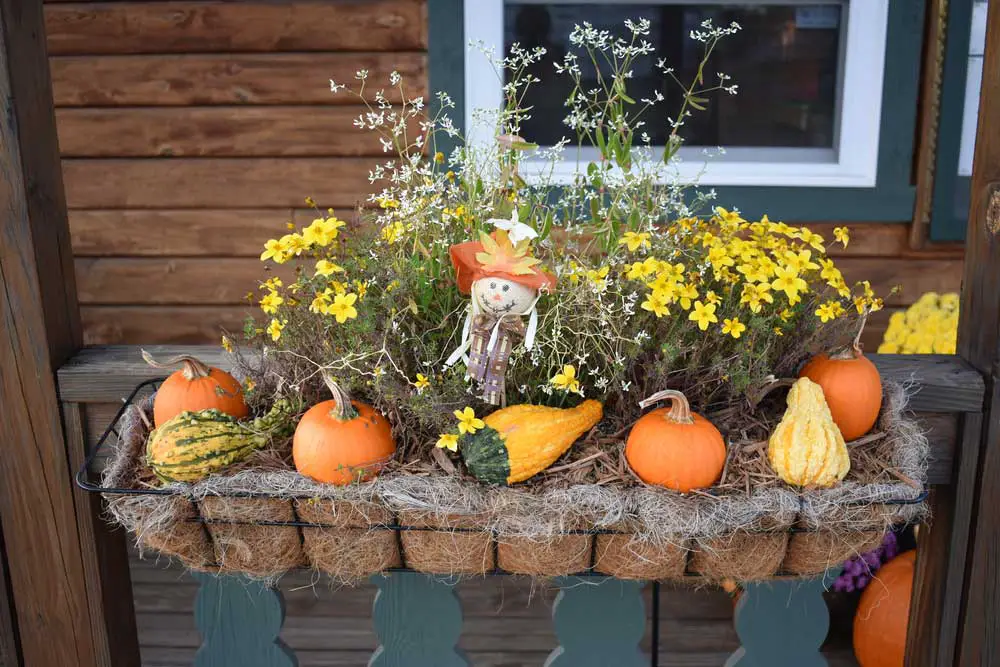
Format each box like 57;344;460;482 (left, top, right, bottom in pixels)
625;389;727;492
293;376;396;485
853;550;915;667
800;313;882;441
143;350;248;426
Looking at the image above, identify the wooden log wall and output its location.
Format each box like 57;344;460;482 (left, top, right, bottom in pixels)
47;0;963;349
44;0;427;344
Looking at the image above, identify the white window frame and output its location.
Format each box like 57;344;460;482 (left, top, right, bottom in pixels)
464;0;890;188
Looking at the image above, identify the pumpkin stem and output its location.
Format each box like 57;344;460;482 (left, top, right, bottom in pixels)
829;308;870;360
321;373;359;421
638;389;695;425
141;349;212;380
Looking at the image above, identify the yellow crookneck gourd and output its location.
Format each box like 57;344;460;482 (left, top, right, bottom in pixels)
460;400;603;484
768;377;850;488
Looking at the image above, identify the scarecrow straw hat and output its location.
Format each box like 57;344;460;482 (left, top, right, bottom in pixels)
449;230;557;295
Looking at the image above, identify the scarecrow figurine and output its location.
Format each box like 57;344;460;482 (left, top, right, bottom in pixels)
445;213;556;406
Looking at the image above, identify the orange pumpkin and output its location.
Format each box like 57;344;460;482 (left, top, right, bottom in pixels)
143;350;248;426
293;376;396;485
625;390;727;492
853;550;915;667
799;340;882;441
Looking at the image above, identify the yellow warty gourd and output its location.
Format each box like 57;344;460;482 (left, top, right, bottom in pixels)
768;377;850;488
460;400;604;484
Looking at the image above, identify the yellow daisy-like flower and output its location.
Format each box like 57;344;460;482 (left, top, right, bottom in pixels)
781;249;819;273
303;217;346;247
221;335;234;353
688;301;719;331
740;283;774;314
771;266;808;303
434;151;445;163
833;226;850;248
382;220;405;245
641;290;670;318
626;261;654;280
354;280;368;299
328;292;359;323
414;373;430;392
707;245;735;271
714;207;745;225
259;291;284;314
376;197;400;209
586;266;610;291
260;238;289;263
454;407;486;435
721;317;747;339
550;364;582;394
619;231;651;252
705;290;721;306
814;300;845;323
280;233;308;257
315;259;345;277
266;318;286;342
436;433;459;452
677;283;699;310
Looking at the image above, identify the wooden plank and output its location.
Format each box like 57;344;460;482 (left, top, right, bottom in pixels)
44;0;427;55
81;306;253;346
0;523;20;667
55;107;412;158
909;412;982;666
835;257;963;306
70;255;964;306
727;572;836;666
546;578;647;667
50;53;426;106
0;0;132;665
63;403;140;667
192;573;297;667
370;573;469;666
62;158;380;209
74;258;297;305
953;2;1000;664
57;344;986;411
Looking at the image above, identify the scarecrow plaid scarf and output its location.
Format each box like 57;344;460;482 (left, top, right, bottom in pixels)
467;313;526;406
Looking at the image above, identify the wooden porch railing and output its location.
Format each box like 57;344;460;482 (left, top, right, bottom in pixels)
54;344;984;666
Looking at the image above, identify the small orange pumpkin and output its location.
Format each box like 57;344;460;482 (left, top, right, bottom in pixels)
293;376;396;485
143;350;248;427
625;390;727;492
853;550;915;667
799;313;882;441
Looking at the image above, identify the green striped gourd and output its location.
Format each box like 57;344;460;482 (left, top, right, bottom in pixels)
147;399;295;483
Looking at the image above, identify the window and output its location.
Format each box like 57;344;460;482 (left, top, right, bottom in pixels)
464;0;891;187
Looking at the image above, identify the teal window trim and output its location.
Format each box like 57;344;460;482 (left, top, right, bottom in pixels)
428;0;923;222
929;0;975;241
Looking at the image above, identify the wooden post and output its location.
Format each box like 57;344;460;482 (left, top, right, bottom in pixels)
0;0;138;665
953;1;1000;664
545;578;647;667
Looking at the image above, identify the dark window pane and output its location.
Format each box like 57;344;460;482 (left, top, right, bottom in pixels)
503;2;843;149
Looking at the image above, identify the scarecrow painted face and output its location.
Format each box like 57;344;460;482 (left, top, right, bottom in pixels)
473;277;537;317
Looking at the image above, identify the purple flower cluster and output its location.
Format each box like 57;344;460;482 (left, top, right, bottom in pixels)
831;531;899;593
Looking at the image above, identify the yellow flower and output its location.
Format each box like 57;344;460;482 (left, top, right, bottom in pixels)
436;433;459;452
707;245;735;271
263;277;283;290
781;249;819;273
688;301;718;331
586;266;610;291
372;365;385;378
705;290;721;306
773;327;784;336
779;308;794;322
266;318;286;342
814;300;845;323
641;290;670;318
454;407;486;435
677;283;699;310
314;259;345;277
310;291;331;314
259;291;284;314
280;233;308;256
354;280;368;299
414;373;430;393
386;280;400;292
833;226;850;248
382;220;405;244
445;170;456;181
800;228;826;252
619;232;651;252
328;292;359;323
771;266;808;303
434;151;445;163
260;238;289;263
721;317;747;339
714;207;745;226
376;196;400;209
740;283;774;314
626;261;654;280
550;364;582;394
221;335;233;353
302;217;345;247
